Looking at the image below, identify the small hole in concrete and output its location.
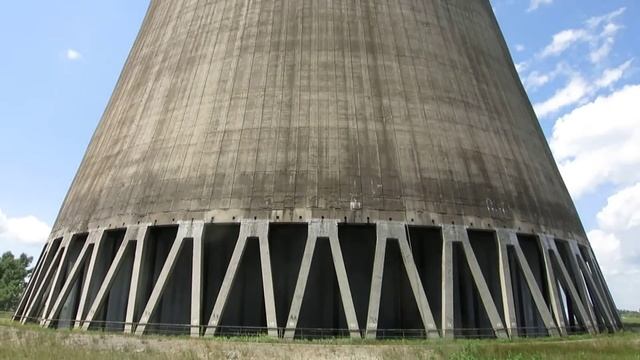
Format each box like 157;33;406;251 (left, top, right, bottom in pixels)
254;216;257;220
172;218;175;222
321;216;325;220
299;216;302;220
276;216;280;220
411;218;414;222
232;216;236;220
451;221;455;225
431;219;435;224
470;223;474;227
389;218;392;221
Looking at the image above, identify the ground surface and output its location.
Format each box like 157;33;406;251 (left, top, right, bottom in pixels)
1;314;639;359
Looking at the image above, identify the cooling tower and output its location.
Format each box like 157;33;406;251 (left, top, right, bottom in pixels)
15;0;620;338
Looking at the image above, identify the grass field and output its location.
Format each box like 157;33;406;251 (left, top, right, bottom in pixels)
1;312;639;359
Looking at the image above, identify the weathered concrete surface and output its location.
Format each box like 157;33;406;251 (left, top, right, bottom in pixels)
52;0;586;243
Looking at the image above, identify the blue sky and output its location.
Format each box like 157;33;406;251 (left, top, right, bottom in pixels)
0;1;638;310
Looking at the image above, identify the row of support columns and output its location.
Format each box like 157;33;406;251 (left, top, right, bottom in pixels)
14;220;621;339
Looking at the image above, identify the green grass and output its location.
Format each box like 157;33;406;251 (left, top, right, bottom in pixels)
1;314;640;359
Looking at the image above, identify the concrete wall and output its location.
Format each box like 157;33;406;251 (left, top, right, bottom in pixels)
52;0;586;244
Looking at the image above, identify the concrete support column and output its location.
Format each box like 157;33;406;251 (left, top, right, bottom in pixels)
538;234;568;335
284;220;360;339
460;230;508;339
73;230;105;328
496;230;519;338
13;240;52;321
43;240;93;328
508;235;560;336
123;225;150;333
40;237;73;325
540;235;595;334
563;242;598;330
191;224;204;337
205;220;278;337
441;226;455;339
366;222;438;339
584;247;622;327
570;241;616;331
82;238;132;330
135;222;202;335
441;225;507;338
22;235;68;324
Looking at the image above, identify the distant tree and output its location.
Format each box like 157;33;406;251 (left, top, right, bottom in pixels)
0;252;33;312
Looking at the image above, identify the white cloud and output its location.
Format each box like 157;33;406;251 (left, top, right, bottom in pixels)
524;71;552;89
595;60;633;88
0;209;50;245
596;183;640;231
515;44;526;52
550;85;640;198
534;60;632;117
537;7;625;63
515;61;529;74
540;29;589;58
66;49;82;61
528;0;553;12
588;183;640;310
534;75;590;117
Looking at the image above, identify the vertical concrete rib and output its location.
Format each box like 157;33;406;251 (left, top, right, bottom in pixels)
496;230;519;338
441;225;455;339
74;230;105;328
82;238;132;330
190;223;204;337
124;225;151;333
460;230;508;338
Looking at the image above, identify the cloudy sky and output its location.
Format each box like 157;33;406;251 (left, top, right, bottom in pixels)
0;1;638;310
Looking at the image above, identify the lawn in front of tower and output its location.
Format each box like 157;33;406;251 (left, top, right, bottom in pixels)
1;313;639;359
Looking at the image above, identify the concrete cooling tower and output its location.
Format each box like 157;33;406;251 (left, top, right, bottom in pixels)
14;0;621;339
